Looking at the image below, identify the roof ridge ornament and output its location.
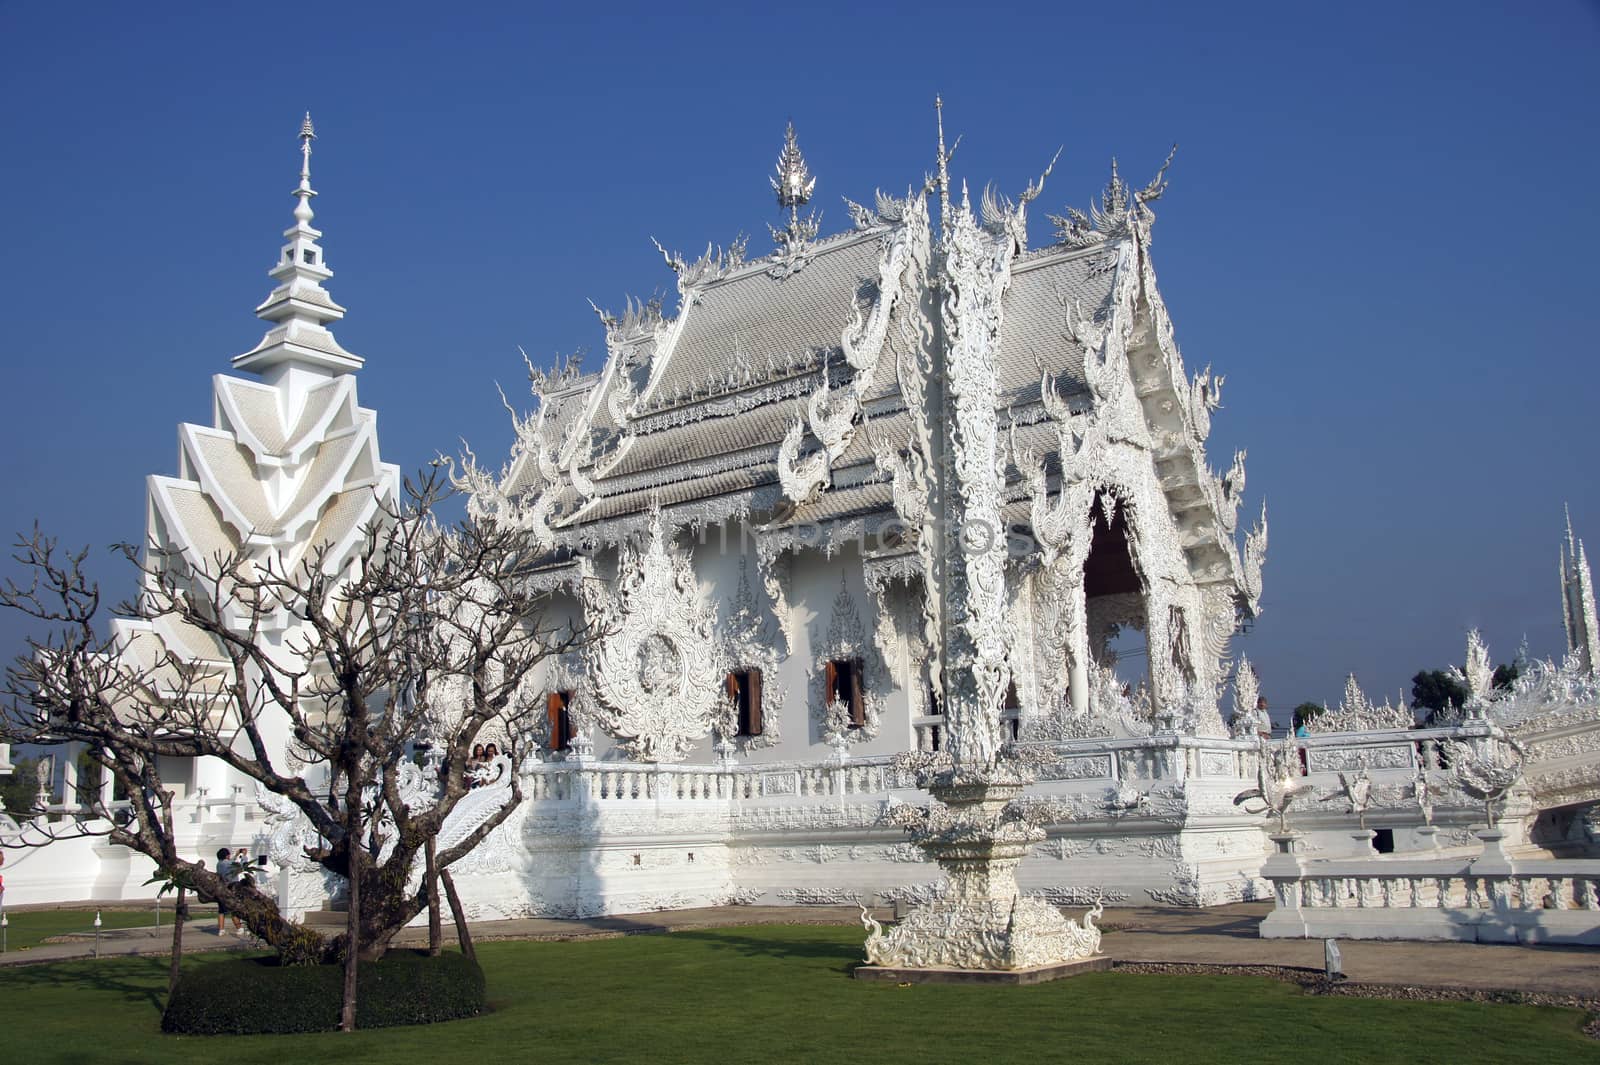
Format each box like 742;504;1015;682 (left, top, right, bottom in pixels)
771;121;816;223
1048;144;1177;249
931;95;961;233
767;121;820;279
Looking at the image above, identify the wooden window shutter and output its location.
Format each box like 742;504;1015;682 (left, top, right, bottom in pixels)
747;670;763;736
825;660;839;706
548;690;574;750
848;659;865;727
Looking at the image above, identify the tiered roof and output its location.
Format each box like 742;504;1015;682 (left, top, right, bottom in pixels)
115;116;400;667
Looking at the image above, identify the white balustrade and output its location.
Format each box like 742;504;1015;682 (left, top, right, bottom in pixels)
1261;846;1600;944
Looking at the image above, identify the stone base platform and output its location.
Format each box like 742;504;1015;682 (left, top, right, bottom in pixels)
852;955;1113;986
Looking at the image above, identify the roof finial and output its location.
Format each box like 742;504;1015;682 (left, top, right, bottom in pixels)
294;112;317;225
933;95;960;227
771;120;816;229
232;113;362;376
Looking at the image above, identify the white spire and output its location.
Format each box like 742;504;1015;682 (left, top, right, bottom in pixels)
233;113;363;379
1561;507;1599;674
294;112;316;225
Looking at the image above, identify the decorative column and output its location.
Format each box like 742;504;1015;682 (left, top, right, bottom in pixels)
858;101;1104;979
1066;576;1090;717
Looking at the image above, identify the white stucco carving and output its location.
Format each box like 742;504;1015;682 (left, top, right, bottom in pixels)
580;511;723;761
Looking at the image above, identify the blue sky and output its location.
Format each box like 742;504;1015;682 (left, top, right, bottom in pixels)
1;1;1596;716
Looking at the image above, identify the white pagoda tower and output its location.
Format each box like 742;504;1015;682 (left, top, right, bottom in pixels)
110;114;399;799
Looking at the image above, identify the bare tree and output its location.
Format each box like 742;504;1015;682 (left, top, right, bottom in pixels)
2;469;588;1024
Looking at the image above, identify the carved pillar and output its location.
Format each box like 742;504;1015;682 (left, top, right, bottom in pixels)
1067;576;1089;717
1144;587;1174;714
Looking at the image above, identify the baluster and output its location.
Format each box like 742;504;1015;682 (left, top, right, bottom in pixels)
1380;878;1393;908
1582;880;1600;910
1520;877;1539;910
1408;877;1421;908
1551;877;1569;911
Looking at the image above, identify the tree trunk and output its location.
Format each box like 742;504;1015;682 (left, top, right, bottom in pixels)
439;868;475;963
425;838;442;957
167;887;187;998
340;806;362;1032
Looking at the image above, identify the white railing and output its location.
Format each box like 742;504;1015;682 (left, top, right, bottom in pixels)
522;754;904;805
1259;831;1600;944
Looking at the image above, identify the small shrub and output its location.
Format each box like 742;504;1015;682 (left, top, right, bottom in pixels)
162;950;486;1034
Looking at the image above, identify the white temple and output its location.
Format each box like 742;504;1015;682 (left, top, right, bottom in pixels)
6;117;1600;940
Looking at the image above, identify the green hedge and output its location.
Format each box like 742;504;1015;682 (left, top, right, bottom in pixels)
162;950;487;1035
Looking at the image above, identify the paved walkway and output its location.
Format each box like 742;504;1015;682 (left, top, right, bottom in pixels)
3;903;1598;996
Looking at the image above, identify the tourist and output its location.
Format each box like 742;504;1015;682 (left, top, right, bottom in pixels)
468;743;486;788
479;744;504;786
233;847;254;887
213;847;242;935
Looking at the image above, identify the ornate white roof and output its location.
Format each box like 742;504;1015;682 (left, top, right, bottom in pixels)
458;125;1264;642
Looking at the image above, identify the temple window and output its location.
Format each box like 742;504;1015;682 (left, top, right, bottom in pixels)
725;669;764;737
546;690;575;752
826;658;865;728
302;248;317;265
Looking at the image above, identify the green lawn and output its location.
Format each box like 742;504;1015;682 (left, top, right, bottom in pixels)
0;906;216;953
0;924;1595;1064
